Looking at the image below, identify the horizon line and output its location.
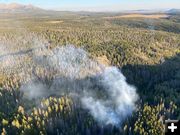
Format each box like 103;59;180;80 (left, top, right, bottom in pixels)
0;2;179;12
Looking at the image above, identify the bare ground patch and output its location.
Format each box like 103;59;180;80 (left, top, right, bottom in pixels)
104;14;169;19
47;21;64;24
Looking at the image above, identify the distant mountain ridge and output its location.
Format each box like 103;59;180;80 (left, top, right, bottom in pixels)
166;9;180;14
0;3;179;14
0;3;41;12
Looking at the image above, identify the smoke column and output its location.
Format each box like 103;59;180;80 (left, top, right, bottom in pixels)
22;45;138;126
82;67;138;125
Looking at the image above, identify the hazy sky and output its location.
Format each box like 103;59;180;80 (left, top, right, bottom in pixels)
0;0;180;11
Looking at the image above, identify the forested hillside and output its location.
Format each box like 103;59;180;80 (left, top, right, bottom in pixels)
0;10;179;135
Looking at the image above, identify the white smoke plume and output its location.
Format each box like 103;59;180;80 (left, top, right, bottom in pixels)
47;45;102;78
82;67;138;125
21;45;138;126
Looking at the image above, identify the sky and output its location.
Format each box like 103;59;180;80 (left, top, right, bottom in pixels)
0;0;180;11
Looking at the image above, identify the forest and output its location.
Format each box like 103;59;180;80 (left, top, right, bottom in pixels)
0;9;179;135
